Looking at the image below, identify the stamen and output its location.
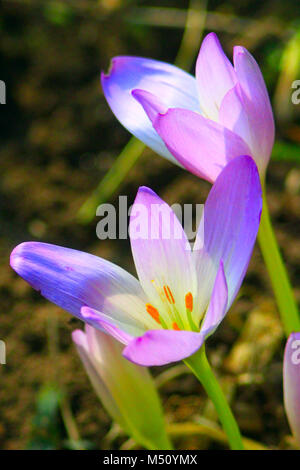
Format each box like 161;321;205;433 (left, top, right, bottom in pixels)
185;292;193;311
146;303;161;324
163;285;171;303
151;280;165;302
167;286;175;304
185;292;198;332
172;322;180;330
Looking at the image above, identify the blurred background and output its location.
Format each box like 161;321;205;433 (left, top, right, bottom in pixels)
1;0;300;450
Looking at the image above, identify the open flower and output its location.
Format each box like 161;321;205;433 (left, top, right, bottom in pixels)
283;332;300;447
102;32;274;180
10;156;262;366
73;325;171;449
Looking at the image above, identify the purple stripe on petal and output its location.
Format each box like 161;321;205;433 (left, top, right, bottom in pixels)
284;332;300;446
10;242;148;331
101;56;200;163
123;329;205;366
153;108;251;182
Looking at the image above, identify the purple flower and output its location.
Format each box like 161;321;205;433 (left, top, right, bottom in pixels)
284;332;300;446
102;32;274;181
10;156;262;367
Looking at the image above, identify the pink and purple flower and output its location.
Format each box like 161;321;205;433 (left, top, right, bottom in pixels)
102;32;274;180
10;156;262;367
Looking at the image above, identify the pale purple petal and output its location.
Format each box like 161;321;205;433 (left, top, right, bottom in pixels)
219;81;271;173
81;306;136;344
101;56;200;163
196;32;237;121
200;261;228;338
284;332;300;446
132;89;167;124
194;155;262;309
10;242;148;331
123;329;205;366
219;84;254;156
229;46;275;174
129;186;197;325
72;328;128;428
153;108;251;182
73;325;171;449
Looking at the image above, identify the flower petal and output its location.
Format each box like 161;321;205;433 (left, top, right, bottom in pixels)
132;89;167;124
219;84;255;158
129;186;197;328
194;155;262;309
153;108;251;182
10;242;150;331
101;56;200;163
73;325;171;449
284;332;300;446
81;306;136;344
218;46;275;176
196;32;237;121
123;329;205;366
229;46;275;174
200;261;228;338
72;328;126;427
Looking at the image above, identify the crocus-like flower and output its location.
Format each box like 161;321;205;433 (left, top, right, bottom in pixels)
10;155;261;366
283;332;300;446
72;325;171;449
102;32;274;180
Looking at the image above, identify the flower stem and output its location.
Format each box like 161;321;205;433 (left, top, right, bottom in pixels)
258;188;300;336
184;347;244;450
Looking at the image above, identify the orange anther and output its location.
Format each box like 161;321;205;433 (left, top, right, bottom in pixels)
146;304;161;324
163;285;171;303
163;285;175;304
172;322;180;330
185;292;193;311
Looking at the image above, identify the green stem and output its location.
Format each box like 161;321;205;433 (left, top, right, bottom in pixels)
258;188;300;336
77;138;145;224
184;347;244;450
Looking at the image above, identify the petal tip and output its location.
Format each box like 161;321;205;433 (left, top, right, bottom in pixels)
71;329;85;344
132;88;167;122
136;185;159;201
101;56;120;81
233;45;247;56
138;185;156;195
203;31;220;45
123;330;204;367
10;241;31;272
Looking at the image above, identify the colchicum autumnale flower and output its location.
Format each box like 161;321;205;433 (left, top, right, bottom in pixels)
101;32;274;180
283;332;300;447
10;155;261;366
72;325;171;449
